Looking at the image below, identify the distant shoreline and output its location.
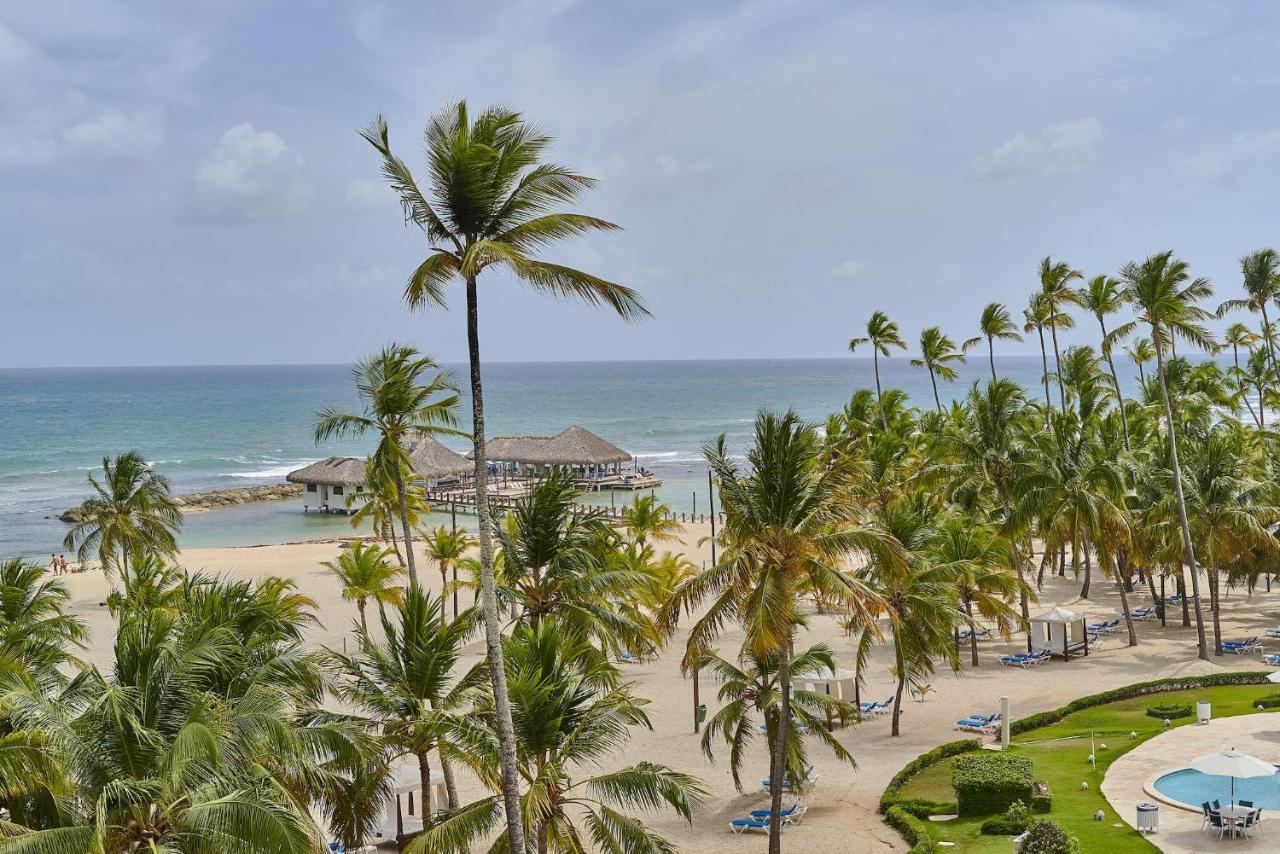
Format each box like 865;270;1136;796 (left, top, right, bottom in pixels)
57;482;302;523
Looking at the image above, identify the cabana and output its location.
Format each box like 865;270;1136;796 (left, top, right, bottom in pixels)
285;457;366;513
1029;606;1090;661
800;665;857;730
404;435;471;488
469;425;633;481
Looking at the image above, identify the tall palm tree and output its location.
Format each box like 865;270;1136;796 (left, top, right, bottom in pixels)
661;410;896;854
1125;337;1155;385
963;302;1022;381
930;515;1024;666
620;493;681;550
911;326;965;412
363;106;648;853
1039;256;1084;409
1024;293;1055;418
333;587;481;814
1238;347;1273;429
323;539;406;632
1118;250;1217;660
1218;249;1280;368
315;344;459;587
418;623;706;854
849;310;907;430
423;525;474;619
347;457;420;565
1079;274;1132;450
1225;322;1260;370
0;557;86;693
63;451;181;588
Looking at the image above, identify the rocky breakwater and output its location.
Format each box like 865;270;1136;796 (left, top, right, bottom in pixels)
58;483;302;523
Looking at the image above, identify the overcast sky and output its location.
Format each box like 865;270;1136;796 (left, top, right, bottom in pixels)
3;0;1280;368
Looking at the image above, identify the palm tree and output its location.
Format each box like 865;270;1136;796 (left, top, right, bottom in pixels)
1079;274;1132;450
347;457;419;565
0;557;86;693
1225;322;1260;370
1024;294;1055;417
423;525;474;619
1218;249;1280;368
620;493;681;550
323;539;406;632
1039;256;1084;409
63;451;181;588
661;410;896;854
418;623;706;854
1118;250;1217;660
315;346;459;588
1238;347;1273;429
963;302;1023;381
911;326;965;412
849;310;907;430
698;641;856;792
930;515;1024;666
363;106;648;853
332;587;481;814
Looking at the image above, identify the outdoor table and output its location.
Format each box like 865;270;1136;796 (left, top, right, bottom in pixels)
1216;805;1257;838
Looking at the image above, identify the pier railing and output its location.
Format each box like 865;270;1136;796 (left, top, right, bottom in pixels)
427;488;724;525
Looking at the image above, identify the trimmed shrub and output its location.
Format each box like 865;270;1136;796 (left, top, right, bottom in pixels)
1145;701;1193;719
980;799;1030;835
878;738;981;813
884;805;938;853
894;798;958;819
1020;818;1080;854
952;753;1033;817
1256;692;1280;709
1030;780;1052;813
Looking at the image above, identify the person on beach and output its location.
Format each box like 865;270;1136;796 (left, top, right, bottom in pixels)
50;553;60;575
59;555;68;574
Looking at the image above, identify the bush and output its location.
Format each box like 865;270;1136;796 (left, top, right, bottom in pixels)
980;799;1030;835
878;738;981;813
1256;692;1280;709
1145;702;1193;719
1020;819;1080;854
1030;780;1052;813
884;805;937;854
894;798;958;819
952;753;1034;817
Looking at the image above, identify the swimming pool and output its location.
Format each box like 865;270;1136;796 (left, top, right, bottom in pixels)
1154;767;1280;810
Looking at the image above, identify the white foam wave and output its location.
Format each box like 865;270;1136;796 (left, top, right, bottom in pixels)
227;461;318;479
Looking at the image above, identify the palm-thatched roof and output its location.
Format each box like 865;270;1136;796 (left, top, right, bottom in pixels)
402;435;470;478
467;426;631;466
286;457;366;487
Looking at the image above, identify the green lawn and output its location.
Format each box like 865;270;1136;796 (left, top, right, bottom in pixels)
896;684;1280;853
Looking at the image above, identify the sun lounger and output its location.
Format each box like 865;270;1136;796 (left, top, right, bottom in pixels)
1129;608;1155;621
1087;619;1120;634
958;627;993;642
1266;654;1280;666
730;818;770;833
1266;628;1280;638
1223;637;1262;654
749;802;807;825
956;714;1001;733
617;651;640;664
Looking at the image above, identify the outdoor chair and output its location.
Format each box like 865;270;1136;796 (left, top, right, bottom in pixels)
729;818;770;834
1207;811;1231;840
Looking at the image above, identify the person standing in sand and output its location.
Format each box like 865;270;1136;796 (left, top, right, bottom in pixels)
50;553;60;575
60;555;68;574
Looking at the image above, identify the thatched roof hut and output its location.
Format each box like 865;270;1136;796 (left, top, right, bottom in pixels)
403;435;470;479
467;426;630;467
286;457;366;487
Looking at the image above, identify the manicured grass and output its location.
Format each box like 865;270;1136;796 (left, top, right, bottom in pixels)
897;684;1280;852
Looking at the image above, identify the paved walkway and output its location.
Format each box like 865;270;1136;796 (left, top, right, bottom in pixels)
1102;712;1280;852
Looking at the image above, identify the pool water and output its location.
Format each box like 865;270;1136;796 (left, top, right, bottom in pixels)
1154;767;1280;809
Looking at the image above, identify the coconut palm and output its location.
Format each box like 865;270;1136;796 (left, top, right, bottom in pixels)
62;451;181;588
415;623;706;854
1218;249;1280;368
323;539;406;633
930;515;1025;666
331;587;482;814
964;302;1023;381
698;641;856;793
0;557;86;693
1024;294;1055;418
315;344;460;588
911;326;965;412
620;493;681;550
423;525;474;619
1117;250;1217;660
1237;347;1274;429
347;457;422;566
849;310;907;430
1079;274;1132;450
363;106;648;852
1125;337;1155;385
1039;257;1085;409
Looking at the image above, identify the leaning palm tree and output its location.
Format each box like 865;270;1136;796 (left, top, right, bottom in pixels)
1116;251;1217;660
363;106;648;853
423;525;474;619
660;410;896;854
1237;347;1273;429
1079;274;1132;450
322;539;406;632
911;326;965;412
850;310;907;430
63;451;181;588
964;302;1023;381
0;557;86;693
1218;248;1280;368
1038;256;1084;409
417;623;706;854
1024;294;1055;417
315;344;460;587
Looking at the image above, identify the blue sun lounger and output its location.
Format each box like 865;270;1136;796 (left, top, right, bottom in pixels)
729;817;770;833
749;802;806;825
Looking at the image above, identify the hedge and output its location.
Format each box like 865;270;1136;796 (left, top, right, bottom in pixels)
1256;692;1280;709
1021;818;1081;854
879;738;982;813
1145;701;1193;719
953;753;1033;816
895;798;959;819
884;805;938;854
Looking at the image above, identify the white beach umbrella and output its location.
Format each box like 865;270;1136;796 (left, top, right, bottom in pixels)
1189;748;1276;807
1268;671;1280;684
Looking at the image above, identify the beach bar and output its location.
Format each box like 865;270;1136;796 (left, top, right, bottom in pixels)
467;425;660;489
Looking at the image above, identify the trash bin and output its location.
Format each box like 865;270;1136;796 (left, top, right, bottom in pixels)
1197;701;1211;725
695;704;707;725
1136;801;1159;834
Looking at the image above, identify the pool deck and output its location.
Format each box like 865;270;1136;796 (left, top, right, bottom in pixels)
1103;712;1279;851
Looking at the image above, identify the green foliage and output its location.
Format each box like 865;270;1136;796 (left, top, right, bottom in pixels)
1255;692;1280;709
894;798;958;819
879;739;982;813
952;753;1034;817
979;799;1030;835
884;805;939;854
1031;780;1053;813
1145;701;1193;719
1021;819;1081;854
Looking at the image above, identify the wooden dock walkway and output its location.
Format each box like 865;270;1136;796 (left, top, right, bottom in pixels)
427;487;721;525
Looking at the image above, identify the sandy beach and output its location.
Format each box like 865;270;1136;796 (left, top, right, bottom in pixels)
53;521;1280;853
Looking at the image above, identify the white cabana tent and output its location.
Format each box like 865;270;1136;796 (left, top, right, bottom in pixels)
1029;606;1090;661
800;666;857;730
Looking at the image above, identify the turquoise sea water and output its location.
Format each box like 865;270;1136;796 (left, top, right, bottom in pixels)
0;357;1144;558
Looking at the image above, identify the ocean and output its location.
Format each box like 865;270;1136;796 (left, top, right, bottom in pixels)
0;356;1147;558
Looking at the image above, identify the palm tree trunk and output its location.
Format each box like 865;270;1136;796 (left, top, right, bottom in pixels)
418;749;433;817
441;753;459;810
964;597;979;667
1080;539;1091;599
1037;326;1051;424
1099;317;1130;451
1153;336;1209;660
1210;569;1222;656
1016;542;1032;653
1115;565;1137;647
874;351;887;431
1144;568;1159;611
1262;303;1278;368
358;598;367;634
1049;317;1066;410
928;367;941;412
394;466;417;586
1137;359;1146;384
465;274;528;854
389;521;405;567
767;639;792;854
452;564;460;619
988;336;996;382
891;636;907;737
1178;575;1190;627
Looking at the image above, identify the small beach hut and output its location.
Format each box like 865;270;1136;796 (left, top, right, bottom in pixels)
800;665;857;730
1029;606;1089;661
286;457;366;513
403;435;470;488
469;426;632;480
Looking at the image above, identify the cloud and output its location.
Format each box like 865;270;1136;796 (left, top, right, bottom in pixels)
834;260;868;279
188;123;309;222
62;108;164;156
1181;126;1280;182
972;118;1102;179
343;177;394;212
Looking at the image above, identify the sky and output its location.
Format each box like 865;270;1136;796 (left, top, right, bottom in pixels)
3;0;1280;368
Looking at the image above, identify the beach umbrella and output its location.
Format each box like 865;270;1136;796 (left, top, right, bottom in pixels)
1268;671;1280;684
1189;748;1276;807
